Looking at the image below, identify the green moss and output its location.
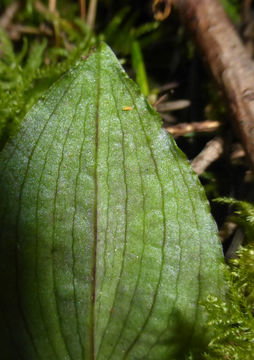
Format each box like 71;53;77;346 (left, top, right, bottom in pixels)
220;0;241;23
204;199;254;360
0;26;94;148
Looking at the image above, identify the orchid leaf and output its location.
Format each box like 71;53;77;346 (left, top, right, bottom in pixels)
0;42;224;359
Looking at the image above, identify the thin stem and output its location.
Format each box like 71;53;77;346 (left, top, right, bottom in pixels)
80;0;86;20
191;137;224;175
242;0;252;23
87;0;98;29
48;0;56;13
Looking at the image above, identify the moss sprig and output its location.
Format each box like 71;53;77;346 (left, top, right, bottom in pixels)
204;199;254;360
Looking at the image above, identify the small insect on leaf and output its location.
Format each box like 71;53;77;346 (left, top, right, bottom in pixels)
122;106;132;111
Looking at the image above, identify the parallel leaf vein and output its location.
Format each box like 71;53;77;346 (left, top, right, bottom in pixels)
71;96;88;360
143;144;182;357
122;81;167;358
91;48;101;360
52;91;83;360
95;92;111;336
97;78;129;357
14;82;74;360
107;81;147;359
34;80;79;360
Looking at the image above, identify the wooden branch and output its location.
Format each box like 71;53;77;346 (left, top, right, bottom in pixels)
156;99;190;112
5;24;53;40
173;0;254;171
87;0;98;29
0;1;20;29
230;143;245;160
165;120;220;136
80;0;86;20
48;0;57;13
191;137;224;175
242;0;252;23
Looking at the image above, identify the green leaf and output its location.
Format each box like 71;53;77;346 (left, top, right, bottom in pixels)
131;40;149;96
0;42;224;359
23;39;47;82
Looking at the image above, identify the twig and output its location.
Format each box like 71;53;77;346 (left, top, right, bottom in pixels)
36;0;59;44
218;221;237;243
161;113;176;123
173;0;254;171
191;136;224;175
225;228;244;259
0;1;20;29
35;1;59;19
87;0;98;29
156;99;190;112
165;120;220;136
230;143;245;160
35;0;49;15
6;24;53;40
242;0;252;23
80;0;86;20
241;0;254;57
153;93;168;107
158;81;179;92
48;0;57;13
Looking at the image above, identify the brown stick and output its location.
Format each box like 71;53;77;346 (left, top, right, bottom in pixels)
80;0;86;20
242;0;252;23
87;0;98;29
156;99;191;112
5;24;53;40
165;120;221;136
48;0;57;13
0;1;20;29
191;137;224;175
173;0;254;171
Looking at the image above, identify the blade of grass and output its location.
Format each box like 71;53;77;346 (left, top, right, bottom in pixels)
131;39;149;96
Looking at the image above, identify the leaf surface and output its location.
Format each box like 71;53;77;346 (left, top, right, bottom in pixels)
0;42;224;360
